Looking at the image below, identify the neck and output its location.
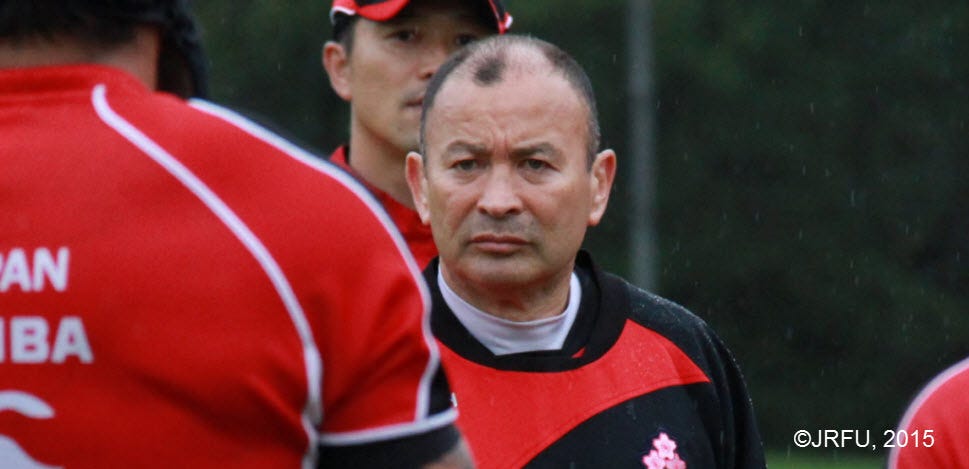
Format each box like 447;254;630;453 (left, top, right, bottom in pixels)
440;263;575;322
347;118;416;209
0;27;160;89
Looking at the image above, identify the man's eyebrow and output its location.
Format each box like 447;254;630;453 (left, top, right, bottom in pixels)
510;143;557;158
444;141;489;156
375;16;411;27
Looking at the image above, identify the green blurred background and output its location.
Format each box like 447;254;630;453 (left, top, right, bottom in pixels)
193;1;968;466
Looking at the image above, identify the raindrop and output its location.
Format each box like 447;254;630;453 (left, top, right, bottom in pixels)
798;26;804;37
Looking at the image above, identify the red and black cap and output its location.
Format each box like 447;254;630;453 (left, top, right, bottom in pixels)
330;0;512;34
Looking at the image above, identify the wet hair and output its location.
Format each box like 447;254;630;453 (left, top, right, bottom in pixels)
1;1;140;45
0;0;208;98
420;34;601;166
331;13;359;52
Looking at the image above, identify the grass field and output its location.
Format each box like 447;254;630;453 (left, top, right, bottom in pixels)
768;450;884;469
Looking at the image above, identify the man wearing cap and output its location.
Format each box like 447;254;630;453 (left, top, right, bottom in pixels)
323;0;511;268
1;1;471;467
406;34;766;468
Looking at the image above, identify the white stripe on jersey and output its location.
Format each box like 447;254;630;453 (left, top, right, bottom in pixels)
91;85;323;468
186;100;450;443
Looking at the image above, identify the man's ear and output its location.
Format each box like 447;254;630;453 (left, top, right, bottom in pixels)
405;152;431;225
588;149;617;226
322;41;352;101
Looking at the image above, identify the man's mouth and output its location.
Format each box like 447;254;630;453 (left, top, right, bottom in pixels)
404;95;424;108
470;234;527;254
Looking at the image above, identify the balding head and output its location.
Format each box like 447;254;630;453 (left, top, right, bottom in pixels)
420;34;601;166
404;34;617;321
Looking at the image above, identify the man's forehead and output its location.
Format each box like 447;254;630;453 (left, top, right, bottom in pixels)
428;79;583;135
424;67;588;150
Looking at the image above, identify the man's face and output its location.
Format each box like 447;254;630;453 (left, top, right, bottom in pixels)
408;65;616;292
325;0;492;154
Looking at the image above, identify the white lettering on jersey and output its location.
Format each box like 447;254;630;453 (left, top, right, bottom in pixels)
0;247;70;293
50;317;93;363
0;317;93;364
0;392;59;469
10;317;48;363
0;391;54;418
0;435;60;469
0;249;31;292
31;248;69;292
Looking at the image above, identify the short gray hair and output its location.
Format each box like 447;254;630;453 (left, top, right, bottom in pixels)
420;34;601;167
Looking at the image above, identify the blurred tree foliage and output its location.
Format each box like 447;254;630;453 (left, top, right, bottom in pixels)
193;0;968;452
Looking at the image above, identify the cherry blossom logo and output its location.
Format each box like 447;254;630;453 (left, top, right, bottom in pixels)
642;432;686;469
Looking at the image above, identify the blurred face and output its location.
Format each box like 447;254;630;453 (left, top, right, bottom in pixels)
407;67;616;293
324;0;493;155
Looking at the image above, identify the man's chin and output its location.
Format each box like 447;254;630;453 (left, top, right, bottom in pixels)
461;257;536;287
393;135;420;155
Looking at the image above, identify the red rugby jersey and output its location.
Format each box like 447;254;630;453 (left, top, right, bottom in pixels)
0;65;454;468
890;356;969;469
329;146;438;269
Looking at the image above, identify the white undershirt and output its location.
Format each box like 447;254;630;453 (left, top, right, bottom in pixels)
438;269;582;356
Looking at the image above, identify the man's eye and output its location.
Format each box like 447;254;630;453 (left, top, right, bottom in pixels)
393;30;417;42
454;160;477;171
523;159;549;171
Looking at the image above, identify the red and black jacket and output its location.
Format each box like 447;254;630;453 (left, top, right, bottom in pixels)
427;251;766;468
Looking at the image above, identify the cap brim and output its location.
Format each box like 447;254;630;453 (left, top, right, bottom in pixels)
331;0;511;34
355;0;411;22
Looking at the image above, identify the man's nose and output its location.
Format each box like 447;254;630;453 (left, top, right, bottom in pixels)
477;168;523;218
418;42;452;80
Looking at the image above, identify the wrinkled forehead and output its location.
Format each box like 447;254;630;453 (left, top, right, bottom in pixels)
425;68;587;150
435;49;582;119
